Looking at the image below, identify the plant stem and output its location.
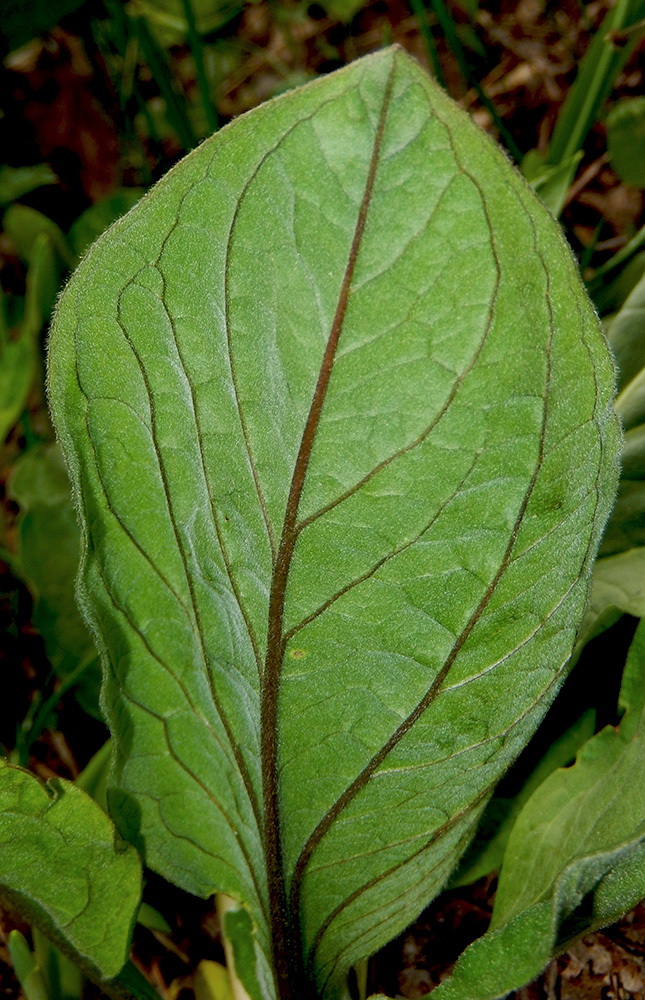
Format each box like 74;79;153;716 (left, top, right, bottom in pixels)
586;221;645;294
131;13;198;151
428;0;522;160
180;0;219;133
408;0;445;87
15;655;97;766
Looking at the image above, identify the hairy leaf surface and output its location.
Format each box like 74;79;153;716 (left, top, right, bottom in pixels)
0;762;141;980
48;47;619;999
431;617;645;1000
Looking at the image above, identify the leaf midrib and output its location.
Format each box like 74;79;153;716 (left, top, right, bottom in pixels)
259;59;397;998
287;140;558;981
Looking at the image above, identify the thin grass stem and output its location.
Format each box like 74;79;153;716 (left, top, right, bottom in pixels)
408;0;445;87
587;222;645;294
132;14;198;151
428;0;522;160
548;0;640;166
180;0;219;133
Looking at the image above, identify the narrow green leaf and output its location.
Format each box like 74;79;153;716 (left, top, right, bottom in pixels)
0;326;36;443
0;761;142;980
4;205;74;270
589;547;645;625
591;251;645;315
607;270;645;395
0;0;86;53
221;903;265;1000
0;232;60;443
8;930;50;1000
48;47;619;999
432;616;645;1000
451;709;596;888
32;926;84;1000
582;270;645;638
194;961;235;1000
521;149;582;218
622;423;645;479
130;0;244;46
9;443;101;717
547;0;645;167
22;234;61;337
588;225;645;299
607;97;645;189
0;165;56;206
76;740;112;810
600;479;645;555
136;902;171;934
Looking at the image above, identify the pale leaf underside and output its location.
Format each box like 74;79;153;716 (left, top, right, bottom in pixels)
48;47;619;1000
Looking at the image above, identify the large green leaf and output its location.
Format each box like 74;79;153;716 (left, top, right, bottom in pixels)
430;616;645;1000
47;47;619;1000
0;761;141;981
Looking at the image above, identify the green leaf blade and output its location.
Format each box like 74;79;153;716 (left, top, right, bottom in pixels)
48;47;620;1000
0;762;141;981
432;618;645;1000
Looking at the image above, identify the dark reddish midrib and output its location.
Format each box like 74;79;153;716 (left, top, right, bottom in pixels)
259;66;396;1000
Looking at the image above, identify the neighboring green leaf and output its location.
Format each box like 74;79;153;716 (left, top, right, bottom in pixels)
0;320;37;443
48;47;619;1000
130;0;244;45
4;205;75;270
316;0;366;22
581;270;645;638
521;149;582;218
0;165;56;206
622;424;645;479
137;902;171;934
592;250;645;316
76;739;112;810
23;232;61;338
607;270;645;395
600;479;645;555
451;709;596;888
8;931;50;1000
607;97;645;189
0;0;87;53
589;547;645;624
9;443;101;716
432;616;645;1000
221;902;265;1000
588;225;645;303
0;760;142;980
31;926;84;1000
547;0;645;167
68;190;145;260
0;232;57;441
613;287;645;439
194;961;235;1000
